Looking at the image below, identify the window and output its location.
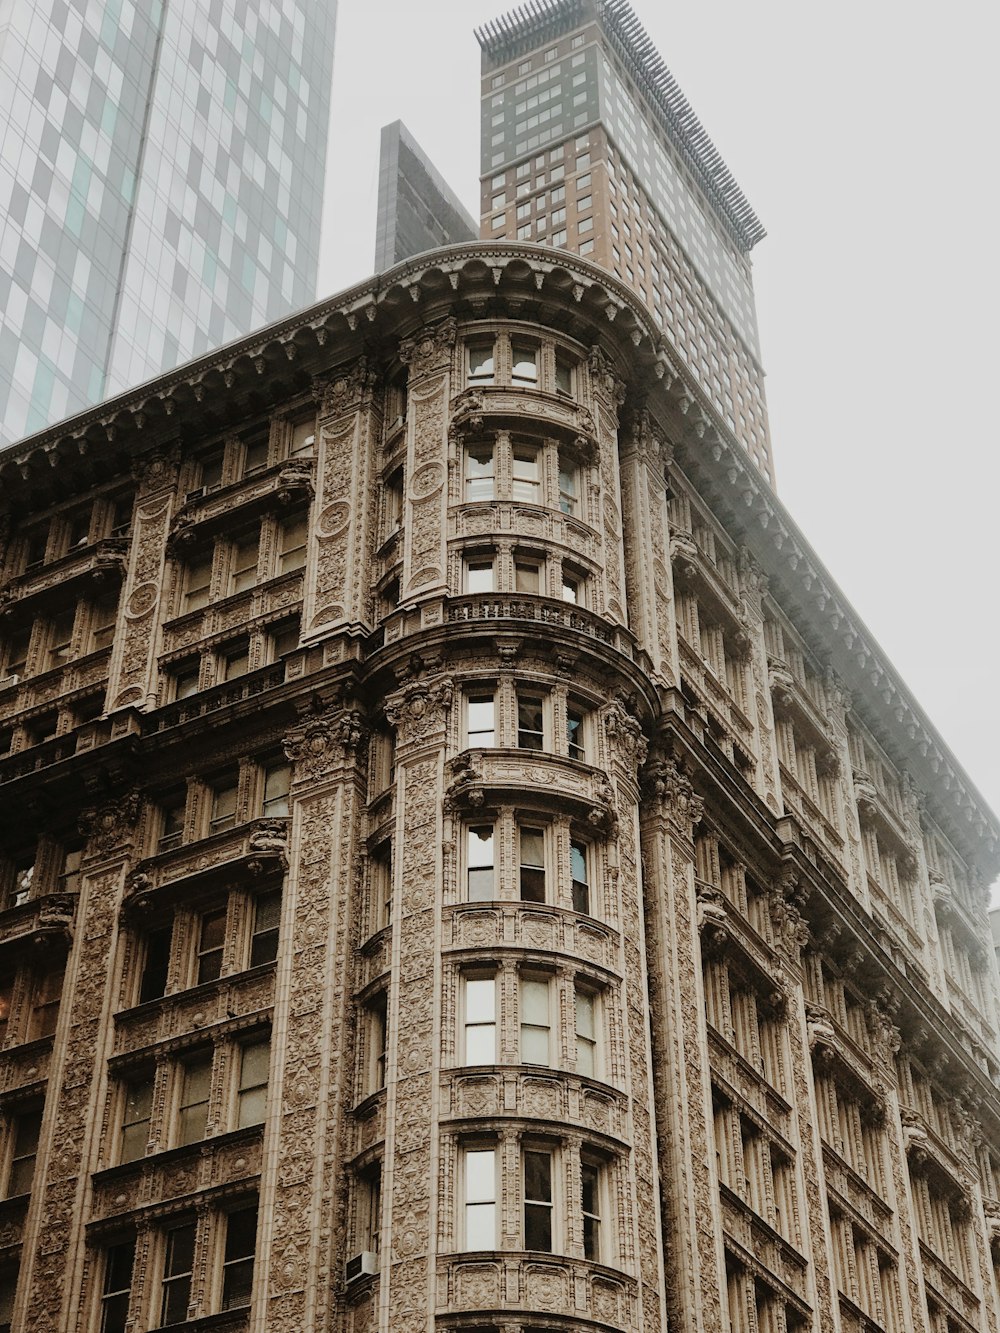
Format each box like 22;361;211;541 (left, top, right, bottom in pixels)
581;1158;602;1259
46;606;76;669
523;1148;554;1250
236;1038;269;1128
99;1239;134;1333
28;967;63;1038
368;995;388;1092
466;693;495;748
465;557;495;594
277;516;307;574
384;468;403;536
159;1221;196;1326
250;890;280;966
0;979;12;1046
269;617;299;660
23;526;48;570
198;451;224;493
172;661;200;700
575;986;598;1076
467;343;495;385
512;444;541;502
139;925;172;1003
159;798;185;853
120;1077;153;1163
570;840;590;914
208;776;238;834
177;1055;211;1145
221;1204;258;1310
567;705;585;761
5;1109;40;1196
463;974;496;1065
229;532;259;593
519;827;546;902
359;1167;382;1255
511;343;538;385
241;430;270;477
520;975;551;1064
558;457;579;515
464;443;495;501
182;554;212;613
464;1147;496;1248
196;909;226;985
370;843;393;931
514;558;541;593
261;762;290;816
1;627;30;679
555;354;574;396
8;858;33;909
467;825;495;901
517;694;544;750
289;415;315;458
90;590;119;651
221;641;249;680
561;572;579;603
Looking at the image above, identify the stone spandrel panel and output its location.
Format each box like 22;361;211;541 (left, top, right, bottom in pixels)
380;674;451;1333
19;795;141;1333
305;359;380;641
398;320;456;608
259;708;365;1333
107;448;178;712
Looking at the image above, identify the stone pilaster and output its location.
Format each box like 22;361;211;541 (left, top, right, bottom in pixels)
107;445;179;711
587;345;628;628
737;547;782;816
257;703;367;1331
380;667;453;1331
19;793;142;1332
304;357;380;642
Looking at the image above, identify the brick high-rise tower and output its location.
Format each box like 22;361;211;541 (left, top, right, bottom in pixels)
477;0;774;482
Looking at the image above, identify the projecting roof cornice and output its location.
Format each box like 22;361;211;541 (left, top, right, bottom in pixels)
1;241;995;869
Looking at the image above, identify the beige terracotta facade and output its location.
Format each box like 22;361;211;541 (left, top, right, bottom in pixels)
0;244;997;1333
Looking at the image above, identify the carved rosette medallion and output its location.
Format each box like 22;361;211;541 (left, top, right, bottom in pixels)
384;675;453;751
78;791;142;862
283;706;368;784
312;355;377;419
398;317;457;380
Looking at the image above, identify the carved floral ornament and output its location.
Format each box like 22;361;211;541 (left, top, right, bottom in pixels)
587;344;626;406
78;791;142;859
603;699;647;776
398;317;457;378
384;675;454;749
641;754;703;832
626;407;673;472
312;356;378;417
283;705;368;782
767;868;810;962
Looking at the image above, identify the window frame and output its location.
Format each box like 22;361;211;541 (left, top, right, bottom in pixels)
462;1144;498;1250
462;972;497;1066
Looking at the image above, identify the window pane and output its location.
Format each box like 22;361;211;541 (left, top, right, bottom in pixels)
466;977;495;1023
517;696;544;750
567;710;585;761
468;344;495;383
512;446;541;501
263;763;291;816
467;695;495;747
582;1161;601;1259
514;561;540;593
160;1222;195;1326
250;890;281;967
140;926;172;1003
466;1024;496;1064
571;841;589;913
524;1149;553;1250
466;560;494;593
464;445;495;501
222;1205;258;1310
511;345;538;383
558;462;579;515
520;828;545;902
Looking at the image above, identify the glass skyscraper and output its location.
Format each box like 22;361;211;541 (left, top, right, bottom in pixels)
0;0;336;446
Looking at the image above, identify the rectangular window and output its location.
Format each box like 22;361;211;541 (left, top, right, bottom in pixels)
182;555;212;613
100;1238;135;1333
369;996;388;1091
465;558;495;594
277;517;307;574
221;641;250;680
208;777;239;834
464;444;495;502
523;1148;553;1250
289;415;315;458
514;559;541;594
29;968;63;1039
250;890;281;967
6;1110;40;1196
196;908;226;985
464;975;496;1064
464;1148;496;1248
159;798;185;853
555;354;574;396
467;825;495;901
198;451;224;492
120;1078;153;1163
384;468;403;535
520;975;551;1063
90;590;119;651
575;986;597;1075
172;661;200;700
581;1158;602;1259
511;344;538;385
221;1204;258;1310
0;978;12;1046
467;343;495;385
2;627;30;679
46;606;76;669
511;444;541;502
517;694;545;750
262;762;290;816
519;827;546;903
230;532;259;593
571;840;590;914
558;458;579;515
9;860;33;909
237;1039;269;1128
467;693;495;748
177;1055;211;1145
159;1220;196;1326
566;706;585;761
241;431;270;477
139;925;172;1003
371;843;393;931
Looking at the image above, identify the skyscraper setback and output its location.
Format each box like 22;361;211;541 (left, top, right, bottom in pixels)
477;0;774;481
0;0;337;446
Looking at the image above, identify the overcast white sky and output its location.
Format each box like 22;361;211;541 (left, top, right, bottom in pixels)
317;0;1000;841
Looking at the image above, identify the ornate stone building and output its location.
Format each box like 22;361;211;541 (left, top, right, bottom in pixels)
0;242;998;1333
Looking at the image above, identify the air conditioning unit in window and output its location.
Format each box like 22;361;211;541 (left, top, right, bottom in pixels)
345;1252;379;1283
184;487;205;503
